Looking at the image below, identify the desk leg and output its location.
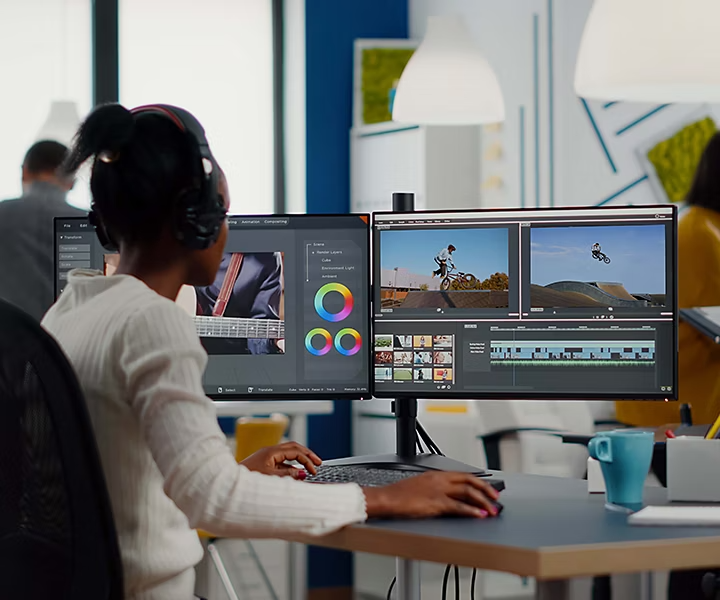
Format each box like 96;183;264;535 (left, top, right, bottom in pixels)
396;558;421;600
536;580;570;600
289;415;308;600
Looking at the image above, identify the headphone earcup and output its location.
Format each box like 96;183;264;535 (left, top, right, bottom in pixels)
89;208;118;252
173;189;225;250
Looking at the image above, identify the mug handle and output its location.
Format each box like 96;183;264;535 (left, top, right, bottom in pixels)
588;436;613;464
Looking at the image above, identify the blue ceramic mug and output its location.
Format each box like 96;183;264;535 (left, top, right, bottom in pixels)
588;429;654;505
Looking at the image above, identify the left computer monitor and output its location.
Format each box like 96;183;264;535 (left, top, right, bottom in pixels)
54;214;372;400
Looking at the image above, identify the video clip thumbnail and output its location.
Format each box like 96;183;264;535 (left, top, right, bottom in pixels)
530;225;666;309
379;228;509;310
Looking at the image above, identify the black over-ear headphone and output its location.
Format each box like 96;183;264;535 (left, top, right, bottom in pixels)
89;103;228;252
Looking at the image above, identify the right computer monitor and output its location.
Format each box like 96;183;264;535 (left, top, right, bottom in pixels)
372;205;677;401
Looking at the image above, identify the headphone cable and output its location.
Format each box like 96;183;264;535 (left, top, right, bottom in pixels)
386;576;396;600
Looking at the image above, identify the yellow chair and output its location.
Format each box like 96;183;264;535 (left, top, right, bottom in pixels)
234;413;290;462
199;413;289;600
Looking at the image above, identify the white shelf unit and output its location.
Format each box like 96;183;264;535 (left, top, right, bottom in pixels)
350;124;482;213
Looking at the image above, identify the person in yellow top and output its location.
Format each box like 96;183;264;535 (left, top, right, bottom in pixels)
617;133;720;427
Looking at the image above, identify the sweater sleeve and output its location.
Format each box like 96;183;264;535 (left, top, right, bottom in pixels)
119;300;367;538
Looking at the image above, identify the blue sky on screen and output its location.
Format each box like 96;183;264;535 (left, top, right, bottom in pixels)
380;227;509;278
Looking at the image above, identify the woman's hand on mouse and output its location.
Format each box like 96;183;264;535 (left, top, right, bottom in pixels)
240;442;321;479
363;472;501;519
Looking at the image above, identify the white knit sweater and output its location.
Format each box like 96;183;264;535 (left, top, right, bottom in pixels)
42;270;367;600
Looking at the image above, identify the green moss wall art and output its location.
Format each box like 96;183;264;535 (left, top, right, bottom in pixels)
361;48;415;125
646;116;717;203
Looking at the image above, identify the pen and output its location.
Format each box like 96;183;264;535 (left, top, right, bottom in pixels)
705;413;720;440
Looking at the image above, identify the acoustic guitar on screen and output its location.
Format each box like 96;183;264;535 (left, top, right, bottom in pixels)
177;285;285;340
104;253;285;340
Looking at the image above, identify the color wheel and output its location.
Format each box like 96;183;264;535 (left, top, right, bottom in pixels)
314;282;353;322
305;328;332;356
334;328;362;356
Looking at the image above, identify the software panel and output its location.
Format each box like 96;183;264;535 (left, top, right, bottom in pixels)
55;215;371;399
372;206;677;400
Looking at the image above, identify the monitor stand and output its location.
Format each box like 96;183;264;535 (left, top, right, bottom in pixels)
324;192;486;476
323;398;487;475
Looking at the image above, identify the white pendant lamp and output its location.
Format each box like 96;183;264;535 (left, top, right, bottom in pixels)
575;0;720;103
36;100;80;146
392;16;505;125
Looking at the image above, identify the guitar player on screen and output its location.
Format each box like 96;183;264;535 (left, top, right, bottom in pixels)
105;251;285;355
195;251;284;355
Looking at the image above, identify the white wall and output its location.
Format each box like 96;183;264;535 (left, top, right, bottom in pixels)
283;0;307;214
0;0;91;206
410;0;718;210
120;0;275;215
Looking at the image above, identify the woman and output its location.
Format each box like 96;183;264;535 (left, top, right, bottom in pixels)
41;104;500;600
616;133;720;428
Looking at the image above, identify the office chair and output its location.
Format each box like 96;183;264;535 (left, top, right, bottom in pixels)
0;300;124;600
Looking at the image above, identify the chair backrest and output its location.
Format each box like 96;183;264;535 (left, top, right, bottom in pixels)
475;400;596;477
0;300;123;599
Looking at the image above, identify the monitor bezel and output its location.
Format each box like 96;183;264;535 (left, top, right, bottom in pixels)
370;204;679;402
54;213;374;401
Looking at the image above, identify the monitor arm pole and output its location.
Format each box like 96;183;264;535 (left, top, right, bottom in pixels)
392;191;420;462
394;398;418;459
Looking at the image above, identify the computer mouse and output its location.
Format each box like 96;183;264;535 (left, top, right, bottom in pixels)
489;500;504;516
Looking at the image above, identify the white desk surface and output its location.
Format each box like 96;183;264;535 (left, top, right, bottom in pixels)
213;400;335;418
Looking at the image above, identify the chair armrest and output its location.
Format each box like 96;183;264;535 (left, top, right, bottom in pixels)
594;419;627;428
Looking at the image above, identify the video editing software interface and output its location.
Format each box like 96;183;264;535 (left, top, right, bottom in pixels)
55;215;371;398
372;206;677;399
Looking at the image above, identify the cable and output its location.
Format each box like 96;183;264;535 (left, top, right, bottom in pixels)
417;422;442;455
414;424;433;455
416;421;444;456
471;568;477;600
454;565;460;600
386;576;395;600
442;564;451;600
415;423;436;454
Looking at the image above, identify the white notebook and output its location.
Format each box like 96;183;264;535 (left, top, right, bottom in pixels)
629;506;720;526
697;306;720;325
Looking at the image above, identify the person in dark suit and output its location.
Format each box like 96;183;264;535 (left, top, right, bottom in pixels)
195;252;283;354
0;141;83;320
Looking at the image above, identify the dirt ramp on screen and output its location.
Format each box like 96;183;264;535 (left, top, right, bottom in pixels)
400;290;509;309
537;281;647;308
529;284;604;308
595;282;637;301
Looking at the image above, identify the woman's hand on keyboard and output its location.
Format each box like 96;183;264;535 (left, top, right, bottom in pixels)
240;442;322;479
363;472;501;519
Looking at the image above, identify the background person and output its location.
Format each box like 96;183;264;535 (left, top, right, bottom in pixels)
614;132;720;600
617;132;720;428
0;140;83;320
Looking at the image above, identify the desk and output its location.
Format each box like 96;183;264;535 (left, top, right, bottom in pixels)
288;472;720;600
212;400;334;600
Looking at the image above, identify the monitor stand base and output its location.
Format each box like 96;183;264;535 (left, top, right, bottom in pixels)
322;453;487;476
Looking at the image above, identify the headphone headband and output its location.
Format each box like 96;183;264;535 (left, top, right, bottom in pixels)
91;103;227;252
